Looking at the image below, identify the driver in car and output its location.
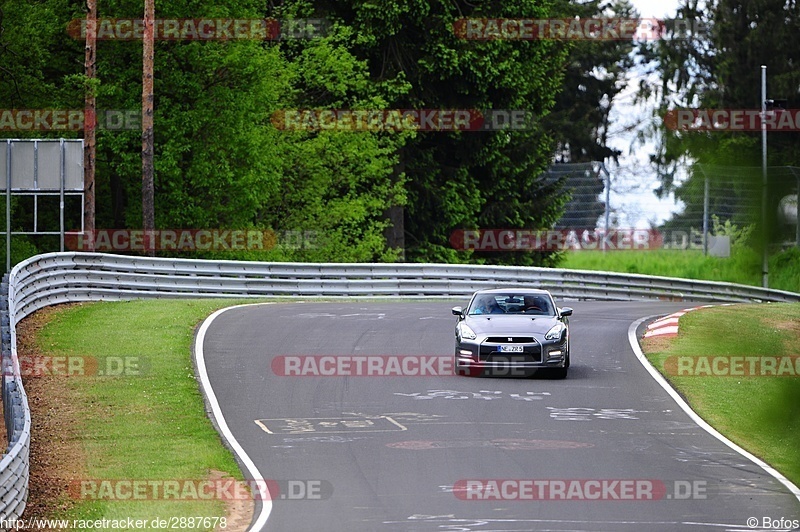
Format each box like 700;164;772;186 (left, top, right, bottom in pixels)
523;295;545;313
472;296;505;314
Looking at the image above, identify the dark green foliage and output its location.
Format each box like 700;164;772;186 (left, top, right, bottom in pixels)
1;0;634;265
641;0;800;226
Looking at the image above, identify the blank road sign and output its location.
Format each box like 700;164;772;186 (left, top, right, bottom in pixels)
1;140;84;191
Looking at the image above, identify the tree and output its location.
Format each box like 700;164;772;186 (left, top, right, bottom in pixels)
543;0;638;231
142;0;155;251
0;0;411;262
84;0;97;248
546;0;637;164
640;0;800;208
0;0;641;265
275;0;571;265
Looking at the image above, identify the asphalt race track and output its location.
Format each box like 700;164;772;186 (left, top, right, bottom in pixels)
198;300;800;532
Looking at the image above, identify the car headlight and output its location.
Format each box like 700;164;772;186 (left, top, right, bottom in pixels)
457;322;477;341
544;322;566;341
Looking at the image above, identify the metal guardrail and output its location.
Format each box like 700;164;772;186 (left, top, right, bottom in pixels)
1;272;30;522
2;251;799;519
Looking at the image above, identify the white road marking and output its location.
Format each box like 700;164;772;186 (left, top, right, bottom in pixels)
254;415;407;434
629;314;800;505
292;312;385;319
195;303;275;532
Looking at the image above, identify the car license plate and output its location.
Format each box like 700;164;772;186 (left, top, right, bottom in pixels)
499;345;524;353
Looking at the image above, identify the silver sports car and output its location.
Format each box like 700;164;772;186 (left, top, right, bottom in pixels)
452;288;572;378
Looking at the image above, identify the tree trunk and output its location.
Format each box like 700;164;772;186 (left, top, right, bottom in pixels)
83;0;96;250
142;0;155;255
383;148;406;260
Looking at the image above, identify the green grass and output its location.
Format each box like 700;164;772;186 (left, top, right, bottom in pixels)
33;299;269;528
643;303;800;486
560;247;800;293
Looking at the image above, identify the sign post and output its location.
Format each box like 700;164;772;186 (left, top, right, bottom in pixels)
1;139;84;271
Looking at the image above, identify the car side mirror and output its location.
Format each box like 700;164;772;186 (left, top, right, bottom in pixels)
451;306;464;317
559;307;573;317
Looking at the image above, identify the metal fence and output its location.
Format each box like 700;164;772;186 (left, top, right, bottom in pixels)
0;273;30;522
543;162;610;233
693;165;800;249
544;163;800;253
3;252;800;521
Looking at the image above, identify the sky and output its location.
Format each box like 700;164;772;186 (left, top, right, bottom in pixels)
630;0;682;19
603;0;683;229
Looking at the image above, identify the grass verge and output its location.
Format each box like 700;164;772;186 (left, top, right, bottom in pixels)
20;299;269;529
561;247;800;293
642;303;800;486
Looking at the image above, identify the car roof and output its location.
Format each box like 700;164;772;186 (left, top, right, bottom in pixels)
473;288;552;295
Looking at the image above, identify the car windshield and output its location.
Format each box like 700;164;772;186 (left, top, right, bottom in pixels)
468;293;555;316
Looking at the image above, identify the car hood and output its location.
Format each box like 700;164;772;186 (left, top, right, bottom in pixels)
463;315;560;336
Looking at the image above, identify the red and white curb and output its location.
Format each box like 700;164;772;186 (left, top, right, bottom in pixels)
642;304;729;339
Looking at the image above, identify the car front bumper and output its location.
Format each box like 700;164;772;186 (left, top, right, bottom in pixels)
455;336;567;375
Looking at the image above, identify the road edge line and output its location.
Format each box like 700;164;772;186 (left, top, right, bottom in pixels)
194;304;274;531
629;314;800;505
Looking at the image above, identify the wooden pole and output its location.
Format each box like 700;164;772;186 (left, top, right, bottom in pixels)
83;0;97;250
142;0;155;254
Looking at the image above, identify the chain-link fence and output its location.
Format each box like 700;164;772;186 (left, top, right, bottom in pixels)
545;162;800;253
693;165;800;248
542;162;610;232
